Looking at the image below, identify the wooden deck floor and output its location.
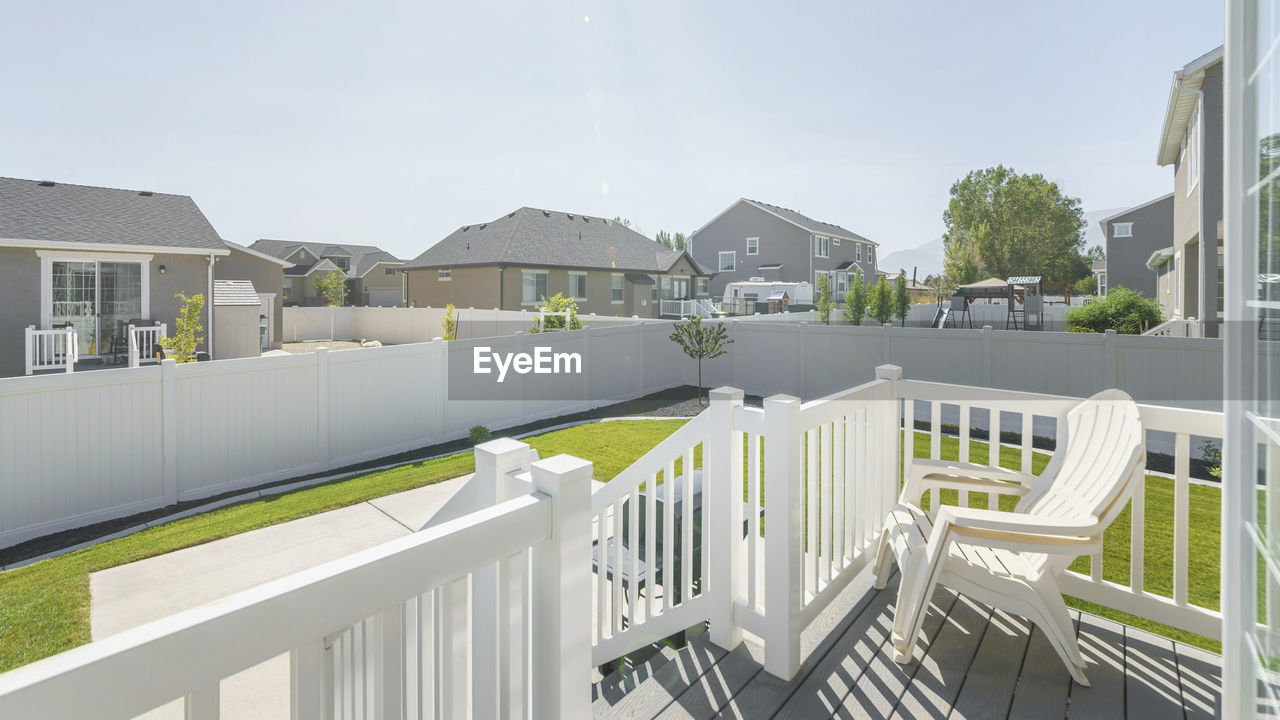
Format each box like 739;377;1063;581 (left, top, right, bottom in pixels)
593;570;1222;719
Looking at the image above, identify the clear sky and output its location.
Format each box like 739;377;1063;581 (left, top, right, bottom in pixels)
1;1;1223;260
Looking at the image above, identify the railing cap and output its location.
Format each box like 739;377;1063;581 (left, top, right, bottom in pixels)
709;386;744;404
874;364;902;381
476;437;530;457
763;393;801;409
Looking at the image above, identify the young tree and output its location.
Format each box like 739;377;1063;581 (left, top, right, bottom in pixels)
442;303;458;341
1064;287;1163;334
867;276;894;325
158;292;205;363
892;270;911;326
925;273;957;304
1073;275;1098;295
313;269;348;307
530;292;583;332
669;315;734;405
942;165;1085;284
815;273;835;325
843;267;867;326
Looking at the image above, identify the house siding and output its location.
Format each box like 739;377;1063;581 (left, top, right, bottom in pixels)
1169;62;1224;334
692;201;877;298
0;248;44;376
215;247;285;349
1101;195;1174;299
405;266;502;309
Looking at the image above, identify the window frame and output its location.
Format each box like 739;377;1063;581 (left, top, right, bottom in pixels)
569;271;588;301
814;235;830;259
746;237;759;256
438;269;451;281
695;277;709;296
521;270;548;305
1113;222;1134;238
718;251;736;272
611;273;624;304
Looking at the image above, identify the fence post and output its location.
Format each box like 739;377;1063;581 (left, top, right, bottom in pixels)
882;323;892;365
24;325;32;375
762;393;803;679
875;365;904;518
530;454;593;720
981;325;993;387
709;387;745;651
128;324;138;368
65;328;76;372
316;347;331;472
161;358;179;505
1104;329;1118;389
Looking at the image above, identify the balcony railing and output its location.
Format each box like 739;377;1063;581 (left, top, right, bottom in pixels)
23;325;77;375
659;298;717;318
127;323;167;367
0;367;1224;717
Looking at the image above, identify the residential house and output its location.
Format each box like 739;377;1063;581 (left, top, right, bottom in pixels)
882;272;933;303
249;240;405;307
690;198;878;301
214;241;292;351
1155;46;1224;336
401;207;713;318
1095;193;1174;299
0;177;265;377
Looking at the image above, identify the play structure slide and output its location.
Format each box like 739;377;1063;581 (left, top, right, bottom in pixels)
931;306;950;328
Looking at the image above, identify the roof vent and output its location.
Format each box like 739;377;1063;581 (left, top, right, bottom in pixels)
480;223;487;229
543;210;550;218
462;226;470;232
37;180;55;187
508;211;516;218
583;216;590;223
138;191;153;197
567;214;575;220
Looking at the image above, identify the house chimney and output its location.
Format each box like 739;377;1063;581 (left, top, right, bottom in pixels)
912;266;917;285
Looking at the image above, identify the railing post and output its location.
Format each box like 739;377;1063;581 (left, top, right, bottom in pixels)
709;387;745;651
529;454;592;720
65;328;76;372
762;393;803;679
128;324;139;368
290;638;329;720
875;365;905;520
24;325;32;375
473;438;535;719
183;684;219;720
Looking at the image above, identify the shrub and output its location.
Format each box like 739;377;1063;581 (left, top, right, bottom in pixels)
442;303;457;341
843;268;867;326
531;293;582;332
313;270;348;307
469;425;492;444
1073;275;1097;295
158;292;205;363
1064;286;1162;334
815;273;834;325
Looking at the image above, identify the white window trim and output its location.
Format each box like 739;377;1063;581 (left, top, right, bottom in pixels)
38;250;153;330
814;235;829;259
718;251;736;272
695;277;709;296
856;244;862;262
832;237;840;246
1113;222;1134;238
569;271;589;301
438;269;451;281
1185;110;1200;197
610;272;624;304
746;237;759;256
521;269;548;306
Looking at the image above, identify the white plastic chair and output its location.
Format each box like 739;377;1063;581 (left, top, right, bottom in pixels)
871;388;1145;686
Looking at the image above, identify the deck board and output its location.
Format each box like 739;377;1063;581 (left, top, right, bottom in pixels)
595;569;1223;720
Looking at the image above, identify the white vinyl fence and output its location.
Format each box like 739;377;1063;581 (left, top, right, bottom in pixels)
0;320;1222;550
283;306;664;344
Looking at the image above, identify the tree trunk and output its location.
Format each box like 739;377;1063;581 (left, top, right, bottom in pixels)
697;358;703;405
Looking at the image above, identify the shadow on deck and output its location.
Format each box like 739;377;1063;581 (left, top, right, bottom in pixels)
593;569;1221;719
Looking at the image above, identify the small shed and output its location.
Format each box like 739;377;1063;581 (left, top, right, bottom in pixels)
764;289;790;313
213;280;264;359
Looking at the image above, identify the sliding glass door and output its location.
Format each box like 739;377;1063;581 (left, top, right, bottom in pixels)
49;260;144;357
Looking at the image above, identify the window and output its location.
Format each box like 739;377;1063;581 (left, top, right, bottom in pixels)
1097;272;1107;296
569;272;588;300
611;273;624;303
283;278;293;299
867;246;874;264
651;275;658;301
1113;223;1134;238
521;270;547;304
385;267;396;276
660;276;671;299
438;269;451;281
1183;109;1200;196
746;237;759;255
836;272;847;293
718;251;736;272
814;235;829;258
832;237;840;246
696;277;708;296
856;244;862;262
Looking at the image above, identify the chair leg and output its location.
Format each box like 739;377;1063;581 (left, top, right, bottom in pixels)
872;530;893;590
1023;585;1089;686
890;555;938;663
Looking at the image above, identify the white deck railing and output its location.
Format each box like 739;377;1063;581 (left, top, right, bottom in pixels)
23;325;77;375
660;298;718;318
1144;317;1201;337
127;323;167;367
0;452;594;720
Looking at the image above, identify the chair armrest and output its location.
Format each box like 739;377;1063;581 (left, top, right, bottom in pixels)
929;505;1101;554
901;459;1033;502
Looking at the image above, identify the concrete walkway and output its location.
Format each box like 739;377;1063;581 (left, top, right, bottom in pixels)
90;475;470;720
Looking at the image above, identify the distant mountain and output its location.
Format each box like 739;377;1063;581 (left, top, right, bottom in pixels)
879;237;943;280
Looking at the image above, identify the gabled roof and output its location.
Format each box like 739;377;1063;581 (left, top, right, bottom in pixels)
222;240;294;268
213;280;260;306
1157;46;1224;166
1098;193;1175;227
250;240;404;278
284;257;341;277
0;176;227;253
402;207;712;274
693;198;876;245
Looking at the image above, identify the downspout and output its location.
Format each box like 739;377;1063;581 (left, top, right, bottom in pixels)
207;252;215;359
1175;78;1209;331
499;266;504;309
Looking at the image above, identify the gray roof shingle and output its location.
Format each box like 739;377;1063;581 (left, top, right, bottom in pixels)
249;240;403;278
213;279;261;306
742;199;875;245
0;177;226;251
403;207;709;274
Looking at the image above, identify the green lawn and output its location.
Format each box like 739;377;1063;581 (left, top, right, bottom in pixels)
912;430;1222;652
0;415;1223;675
0;419;690;674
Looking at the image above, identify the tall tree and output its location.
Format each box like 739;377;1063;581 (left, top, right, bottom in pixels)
892;270;910;326
673;232;688;252
867;276;893;325
654;230;674;249
942;165;1085;284
815;273;834;325
314;269;348;307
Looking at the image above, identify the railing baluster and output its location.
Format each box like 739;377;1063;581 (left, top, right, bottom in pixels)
645;472;657;622
959;403;971;464
805;427;818;597
855;406;867;549
1130;475;1145;595
183;683;219;720
747;433;760;612
821;421;833;585
1021;412;1034;475
834;415;846;567
682;446;694;601
664;459;675;610
595;508;606;642
628;487;639;624
1173;432;1191;605
929;401;942;461
612;499;624;632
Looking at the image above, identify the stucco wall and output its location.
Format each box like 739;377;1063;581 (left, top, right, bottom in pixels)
405;266;502;309
1102;195;1174;298
0;248;43;376
214;247;284;349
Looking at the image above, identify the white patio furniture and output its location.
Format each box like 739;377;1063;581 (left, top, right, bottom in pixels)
872;388;1146;686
